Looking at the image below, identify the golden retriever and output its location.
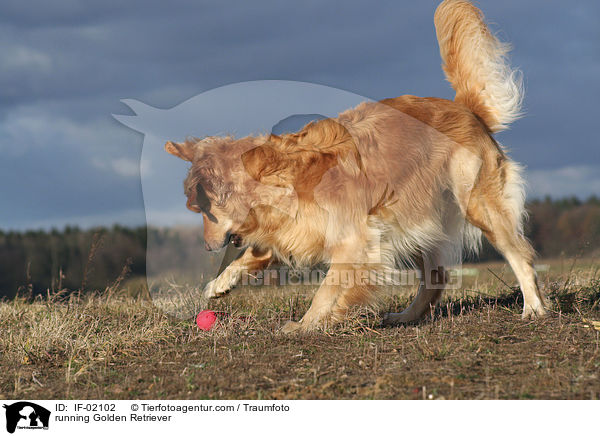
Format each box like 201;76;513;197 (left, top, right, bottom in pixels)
165;0;547;332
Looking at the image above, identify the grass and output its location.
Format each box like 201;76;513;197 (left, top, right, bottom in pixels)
1;259;599;400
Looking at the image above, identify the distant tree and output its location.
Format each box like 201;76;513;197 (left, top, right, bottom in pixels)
0;196;599;298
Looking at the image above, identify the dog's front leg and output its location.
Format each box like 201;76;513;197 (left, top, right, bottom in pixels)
281;277;339;333
282;255;378;333
203;246;272;298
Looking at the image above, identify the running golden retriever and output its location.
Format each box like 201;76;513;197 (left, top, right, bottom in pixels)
165;0;547;332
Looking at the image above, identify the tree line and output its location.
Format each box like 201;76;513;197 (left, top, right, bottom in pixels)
1;196;599;298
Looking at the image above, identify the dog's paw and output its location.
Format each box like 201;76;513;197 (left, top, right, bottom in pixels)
281;320;303;334
203;267;242;299
521;302;548;320
203;278;230;299
281;319;323;334
381;311;420;326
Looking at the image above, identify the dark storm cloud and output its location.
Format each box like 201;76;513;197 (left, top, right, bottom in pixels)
0;0;598;229
0;0;440;110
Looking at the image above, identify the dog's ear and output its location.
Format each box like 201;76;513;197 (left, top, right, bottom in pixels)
165;141;195;161
241;145;293;187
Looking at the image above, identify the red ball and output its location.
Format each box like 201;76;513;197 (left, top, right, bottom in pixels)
196;310;218;331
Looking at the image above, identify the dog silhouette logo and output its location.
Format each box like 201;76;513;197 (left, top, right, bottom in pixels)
3;402;50;433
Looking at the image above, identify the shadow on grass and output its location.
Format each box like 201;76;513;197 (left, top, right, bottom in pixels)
380;280;600;328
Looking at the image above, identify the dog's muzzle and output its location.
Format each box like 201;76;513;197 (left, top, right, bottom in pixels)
204;233;243;251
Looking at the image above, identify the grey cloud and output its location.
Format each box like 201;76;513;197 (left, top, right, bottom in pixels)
527;165;600;199
0;0;598;229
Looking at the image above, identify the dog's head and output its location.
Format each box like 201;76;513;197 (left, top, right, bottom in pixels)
165;137;255;251
166;121;359;252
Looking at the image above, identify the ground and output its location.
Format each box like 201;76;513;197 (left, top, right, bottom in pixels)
1;259;599;400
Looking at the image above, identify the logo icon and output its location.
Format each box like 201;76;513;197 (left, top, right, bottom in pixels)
3;402;50;434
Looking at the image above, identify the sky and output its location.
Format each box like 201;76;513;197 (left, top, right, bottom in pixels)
0;0;599;230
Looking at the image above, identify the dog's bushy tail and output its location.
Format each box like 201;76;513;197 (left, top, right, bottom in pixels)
434;0;523;133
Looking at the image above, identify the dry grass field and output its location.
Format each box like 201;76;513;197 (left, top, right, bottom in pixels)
1;258;599;400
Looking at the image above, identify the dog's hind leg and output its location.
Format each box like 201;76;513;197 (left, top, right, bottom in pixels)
382;249;448;325
466;161;547;319
382;195;467;325
203;246;272;298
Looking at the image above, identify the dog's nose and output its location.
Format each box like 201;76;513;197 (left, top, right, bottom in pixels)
204;240;222;251
204;236;229;251
186;198;201;213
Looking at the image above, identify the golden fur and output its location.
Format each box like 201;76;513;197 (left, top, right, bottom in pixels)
165;0;546;332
